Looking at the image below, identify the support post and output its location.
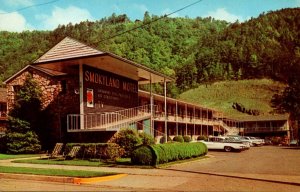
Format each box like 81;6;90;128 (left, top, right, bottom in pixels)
164;78;167;143
176;101;178;136
79;64;84;129
150;75;153;136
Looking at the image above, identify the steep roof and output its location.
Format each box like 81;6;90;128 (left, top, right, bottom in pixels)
32;36;173;83
4;65;67;84
34;37;104;64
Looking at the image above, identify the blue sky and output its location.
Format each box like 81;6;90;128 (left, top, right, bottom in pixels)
0;0;299;32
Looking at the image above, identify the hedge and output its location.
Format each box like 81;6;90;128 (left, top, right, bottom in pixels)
65;143;123;160
131;142;207;165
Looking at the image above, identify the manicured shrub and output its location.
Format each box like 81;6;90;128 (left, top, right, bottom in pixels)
65;143;124;161
197;135;208;141
183;135;191;142
131;145;153;165
110;128;142;157
159;135;171;143
173;135;184;143
139;132;155;145
132;142;208;165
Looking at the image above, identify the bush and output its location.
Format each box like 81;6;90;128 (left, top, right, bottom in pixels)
131;142;208;165
139;132;155;146
6;118;41;154
109;128;142;157
183;135;191;142
159;135;171;143
131;145;153;165
65;143;124;160
197;135;207;141
173;135;184;143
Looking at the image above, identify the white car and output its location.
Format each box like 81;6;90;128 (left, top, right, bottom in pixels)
240;136;264;146
200;137;248;152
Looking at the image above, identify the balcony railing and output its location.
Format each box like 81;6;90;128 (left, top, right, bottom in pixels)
245;126;288;133
154;112;214;125
67;105;155;132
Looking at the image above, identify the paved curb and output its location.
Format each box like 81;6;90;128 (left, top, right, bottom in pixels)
0;173;128;184
73;173;128;184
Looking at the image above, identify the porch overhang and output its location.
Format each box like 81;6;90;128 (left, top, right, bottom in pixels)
32;52;173;85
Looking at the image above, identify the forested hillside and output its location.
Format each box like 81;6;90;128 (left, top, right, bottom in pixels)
0;8;299;96
179;79;286;119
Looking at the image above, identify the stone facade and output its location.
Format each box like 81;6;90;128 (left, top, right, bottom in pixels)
6;66;80;147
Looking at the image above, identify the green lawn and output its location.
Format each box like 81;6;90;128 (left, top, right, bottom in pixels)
0;166;117;178
0;153;40;160
13;157;132;167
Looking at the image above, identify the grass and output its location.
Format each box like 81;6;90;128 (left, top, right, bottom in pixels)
13;157;132;167
179;79;286;119
0;153;40;160
0;166;117;178
157;155;209;168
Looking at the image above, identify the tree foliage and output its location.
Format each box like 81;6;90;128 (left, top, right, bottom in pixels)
0;8;299;94
6;75;42;154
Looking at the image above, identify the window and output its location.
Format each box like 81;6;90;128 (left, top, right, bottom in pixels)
61;80;67;94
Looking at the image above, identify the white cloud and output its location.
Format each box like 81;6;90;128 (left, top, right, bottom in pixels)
296;0;300;6
0;10;32;32
36;6;94;30
132;4;148;14
206;8;243;23
161;8;179;17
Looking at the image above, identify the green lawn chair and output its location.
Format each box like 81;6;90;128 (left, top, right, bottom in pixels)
64;146;81;160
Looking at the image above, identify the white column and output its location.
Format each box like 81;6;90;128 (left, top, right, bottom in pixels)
79;64;84;129
176;101;178;136
150;75;153;136
164;78;167;143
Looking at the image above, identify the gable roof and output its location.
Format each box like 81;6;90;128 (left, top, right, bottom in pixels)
3;65;67;84
34;37;104;64
32;36;173;83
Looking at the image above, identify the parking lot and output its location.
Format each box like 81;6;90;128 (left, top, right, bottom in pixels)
1;146;300;191
170;145;300;176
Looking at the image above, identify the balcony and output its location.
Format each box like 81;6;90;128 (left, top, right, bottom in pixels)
244;126;289;133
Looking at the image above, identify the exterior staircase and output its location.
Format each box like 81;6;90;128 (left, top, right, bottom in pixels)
215;120;240;135
67;105;154;132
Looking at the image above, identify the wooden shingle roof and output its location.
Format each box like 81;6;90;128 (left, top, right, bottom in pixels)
4;65;67;84
34;37;104;63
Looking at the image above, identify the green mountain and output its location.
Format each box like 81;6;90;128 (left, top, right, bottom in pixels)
179;79;286;119
0;8;299;96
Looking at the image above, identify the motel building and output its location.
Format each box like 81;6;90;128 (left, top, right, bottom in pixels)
3;37;292;148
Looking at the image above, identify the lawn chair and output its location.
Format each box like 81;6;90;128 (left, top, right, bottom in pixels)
64;146;81;160
47;143;64;159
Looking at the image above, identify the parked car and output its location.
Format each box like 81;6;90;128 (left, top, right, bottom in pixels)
289;140;299;147
200;136;248;152
240;136;264;146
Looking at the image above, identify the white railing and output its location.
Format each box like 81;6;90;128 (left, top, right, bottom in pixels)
67;105;155;132
215;120;240;135
245;126;288;133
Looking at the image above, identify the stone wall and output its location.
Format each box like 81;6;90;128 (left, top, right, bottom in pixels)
6;67;80;148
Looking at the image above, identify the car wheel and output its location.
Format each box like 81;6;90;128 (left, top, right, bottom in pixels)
224;146;232;152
